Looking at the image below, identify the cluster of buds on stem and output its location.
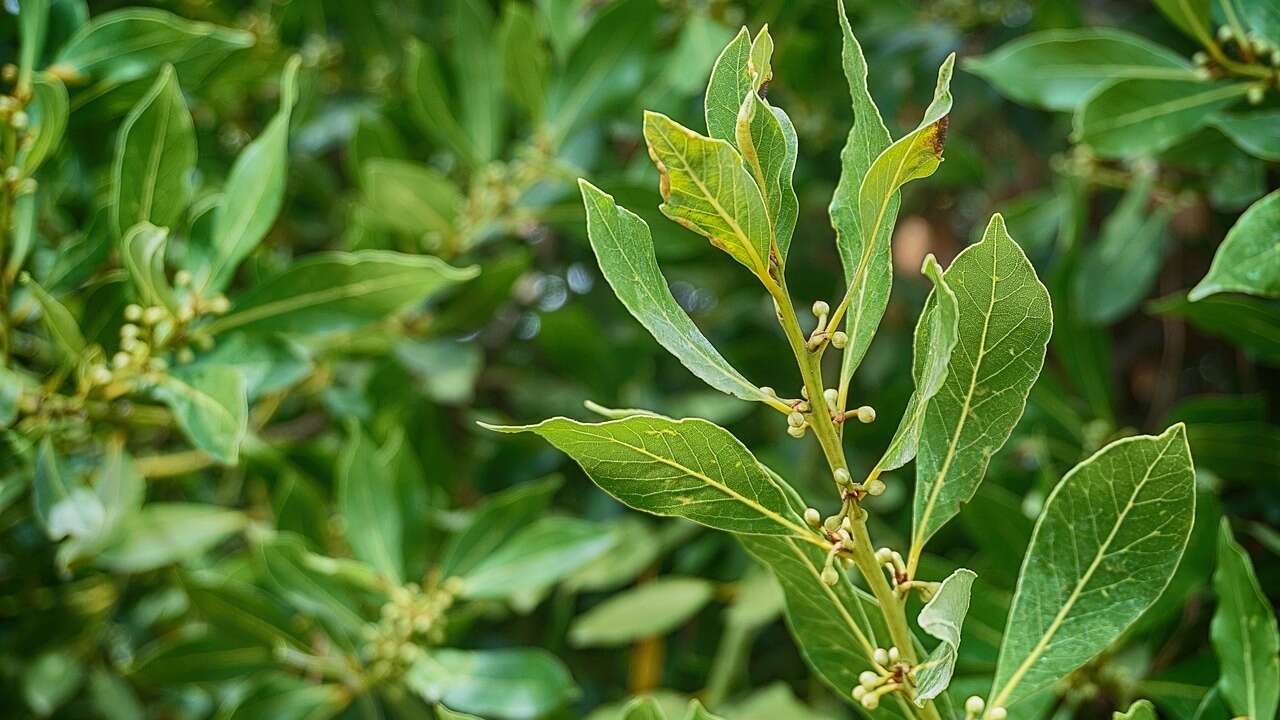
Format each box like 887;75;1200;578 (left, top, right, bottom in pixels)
805;300;848;350
784;386;811;438
852;646;909;710
876;546;910;590
362;579;459;680
808;505;855;586
963;695;1007;720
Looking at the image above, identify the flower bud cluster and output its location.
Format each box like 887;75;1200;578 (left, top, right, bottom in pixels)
851;646;907;710
362;581;458;679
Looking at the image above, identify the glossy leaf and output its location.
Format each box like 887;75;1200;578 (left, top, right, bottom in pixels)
704;28;752;144
1211;520;1280;720
1212;110;1280;161
838;53;955;387
1190;189;1280;300
111;65;195;237
1076;79;1250;158
458;516;613;600
988;425;1196;711
569;577;714;647
150;365;247;464
205;251;476;336
485;415;816;540
968;29;1194;111
913;568;976;705
911;215;1052;565
643;111;773;282
97;503;247;573
407;648;576;720
579;180;775;407
875;254;960;473
201;56;300;292
337;424;403;582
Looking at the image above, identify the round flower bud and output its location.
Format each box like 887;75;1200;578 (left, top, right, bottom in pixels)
209;295;231;314
787;411;805;428
820;566;839;586
888;646;900;663
760;386;775;397
873;648;890;666
142;305;166;325
1248;84;1266;105
1192;51;1208;65
989;708;1007;720
852;686;866;700
1217;25;1233;41
866;478;886;496
861;693;879;710
112;352;131;369
786;425;806;438
10;111;27;130
859;671;880;689
830;331;848;348
965;696;985;714
90;365;113;386
812;300;830;317
124;304;143;321
174;270;192;287
804;508;822;528
823;388;839;407
855;405;877;424
833;468;851;486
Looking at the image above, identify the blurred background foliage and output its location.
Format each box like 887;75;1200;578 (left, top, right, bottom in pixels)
0;0;1275;718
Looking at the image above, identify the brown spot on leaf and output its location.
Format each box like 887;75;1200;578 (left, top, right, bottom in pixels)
931;115;950;156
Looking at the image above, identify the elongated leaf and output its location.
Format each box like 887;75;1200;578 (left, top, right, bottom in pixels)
204;251;476;336
875;254;959;473
451;0;503;164
360;158;462;239
202;56;300;292
911;215;1051;565
988;425;1196;711
32;439;102;543
740;535;918;720
1239;0;1280;46
498;3;549;121
184;572;308;650
1190;189;1280;300
97;504;246;573
1114;699;1157;720
1149;293;1280;366
485;415;816;540
56;8;254;91
1211;520;1280;720
458;516;613;599
255;534;364;634
643;111;774;282
337;424;403;582
1075;79;1250;158
913;568;976;705
1212;110;1280;161
704;28;752;144
441;476;562;579
569;577;713;647
120;222;178;313
1153;0;1213;42
405;39;475;165
1073;168;1171;323
150;365;247;464
968;29;1194;111
407;648;576;720
734;30;798;256
111;65;195;237
21;274;85;361
17;77;68;175
839;53;955;387
16;0;49;95
579;180;774;407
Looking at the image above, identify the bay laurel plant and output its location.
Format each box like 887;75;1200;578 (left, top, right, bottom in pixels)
491;7;1218;720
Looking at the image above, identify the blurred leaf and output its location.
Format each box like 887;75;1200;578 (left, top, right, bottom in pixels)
1076;79;1249;158
1153;0;1213;42
441;475;561;580
405;39;475;165
360;158;462;240
225;674;349;720
255;533;366;635
621;697;667;720
451;0;504;164
568;577;713;647
1239;0;1280;46
338;423;404;582
1166;394;1280;485
189;333;312;399
96;503;247;572
206;251;477;336
913;568;976;704
130;632;273;686
911;215;1051;565
150;364;247;464
1212;110;1280;161
565;516;659;593
1211;520;1280;720
1190;189;1280;300
32;438;103;543
88;669;144;720
120;222;178;312
486;415;814;538
21;273;86;361
722;682;840;720
1113;699;1157;719
394;338;482;405
23;651;83;718
458;516;613;599
110;65;194;237
1149;293;1280;366
17;76;68;174
184;572;308;650
407;648;577;720
498;2;548;121
17;0;49;93
968;29;1193;111
989;426;1195;711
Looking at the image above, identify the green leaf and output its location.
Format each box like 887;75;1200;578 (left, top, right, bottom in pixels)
23;651;83;718
1239;0;1280;46
838;53;955;387
988;425;1196;712
0;366;22;429
682;700;726;720
565;517;660;593
120;222;178;313
578;180;775;407
643;111;774;283
337;423;403;582
484;415;817;540
874;254;960;474
224;675;349;720
1148;293;1280;366
360;159;462;240
32;439;102;542
441;476;562;580
498;3;549;121
407;648;577;720
97;503;247;573
910;214;1052;566
1211;520;1280;720
450;0;504;163
202;55;300;292
184;572;309;650
204;250;476;336
704;28;752;144
88;668;144;720
437;706;484;720
458;516;613;599
110;65;195;238
967;29;1194;111
568;577;714;647
405;39;475;165
1113;699;1157;720
622;697;667;720
255;533;365;634
1075;79;1250;158
56;8;253;95
150;365;247;464
1073;168;1172;323
21;273;85;361
1153;0;1214;43
130;632;273;686
188;333;312;400
913;568;976;705
17;76;68;175
740;535;917;720
394;338;483;405
734;29;798;256
1190;189;1280;300
16;0;49;95
1212;110;1280;161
